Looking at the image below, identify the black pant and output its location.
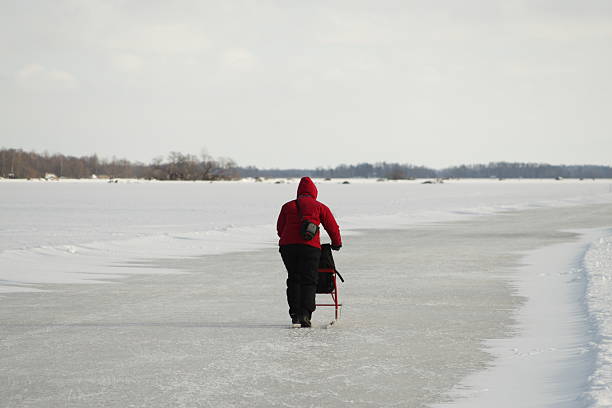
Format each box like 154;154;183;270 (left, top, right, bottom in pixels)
280;244;321;319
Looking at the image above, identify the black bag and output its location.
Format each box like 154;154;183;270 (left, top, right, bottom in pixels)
316;244;344;294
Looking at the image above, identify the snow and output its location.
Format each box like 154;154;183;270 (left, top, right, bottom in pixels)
584;235;612;406
434;229;607;408
1;178;612;406
2;178;611;292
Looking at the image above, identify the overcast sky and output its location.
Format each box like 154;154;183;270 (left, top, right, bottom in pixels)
1;0;611;168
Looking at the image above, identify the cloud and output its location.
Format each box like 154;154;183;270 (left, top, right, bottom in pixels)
220;48;257;72
111;53;144;73
316;10;397;47
15;64;78;90
106;23;210;55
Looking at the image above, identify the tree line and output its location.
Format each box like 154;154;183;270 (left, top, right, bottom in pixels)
2;148;611;180
237;161;612;179
237;162;437;179
0;148;238;180
437;162;612;179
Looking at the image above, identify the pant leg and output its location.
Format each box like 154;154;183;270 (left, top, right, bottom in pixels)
280;245;301;318
297;246;321;317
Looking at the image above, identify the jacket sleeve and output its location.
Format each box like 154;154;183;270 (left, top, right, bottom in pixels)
320;204;342;247
277;204;287;238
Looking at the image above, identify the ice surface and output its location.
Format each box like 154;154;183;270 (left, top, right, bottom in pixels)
0;214;523;407
1;180;612;407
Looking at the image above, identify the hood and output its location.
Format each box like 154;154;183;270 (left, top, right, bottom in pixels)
297;177;318;199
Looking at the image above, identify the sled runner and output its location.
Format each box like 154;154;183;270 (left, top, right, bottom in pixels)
316;244;344;320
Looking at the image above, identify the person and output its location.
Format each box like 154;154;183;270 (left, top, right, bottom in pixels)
277;177;342;327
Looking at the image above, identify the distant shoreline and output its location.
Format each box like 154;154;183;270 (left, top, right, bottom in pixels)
3;148;612;181
2;177;612;183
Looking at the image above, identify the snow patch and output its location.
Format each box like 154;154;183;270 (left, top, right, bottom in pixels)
435;229;606;408
584;235;612;407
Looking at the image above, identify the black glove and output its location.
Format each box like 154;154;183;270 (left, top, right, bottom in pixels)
331;244;342;251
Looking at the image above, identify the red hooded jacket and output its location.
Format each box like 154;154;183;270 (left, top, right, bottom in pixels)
277;177;342;249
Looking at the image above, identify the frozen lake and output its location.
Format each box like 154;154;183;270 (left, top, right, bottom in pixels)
1;179;612;407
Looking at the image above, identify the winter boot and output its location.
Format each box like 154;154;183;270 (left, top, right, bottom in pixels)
291;315;301;328
300;315;311;328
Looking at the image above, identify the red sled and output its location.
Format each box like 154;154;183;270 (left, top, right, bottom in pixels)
316;244;344;320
